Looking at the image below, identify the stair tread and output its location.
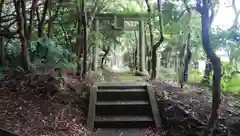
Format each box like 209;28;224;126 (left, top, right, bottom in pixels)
96;101;150;105
96;82;147;87
95;115;153;122
97;89;146;92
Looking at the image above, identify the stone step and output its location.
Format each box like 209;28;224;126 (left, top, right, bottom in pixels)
95;101;152;115
0;128;21;136
96;128;141;136
97;89;149;101
97;82;147;90
86;82;162;130
94;115;154;128
97;88;146;92
96;101;150;105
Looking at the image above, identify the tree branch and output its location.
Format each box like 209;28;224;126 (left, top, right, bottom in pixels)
209;1;215;27
88;0;101;28
229;0;240;29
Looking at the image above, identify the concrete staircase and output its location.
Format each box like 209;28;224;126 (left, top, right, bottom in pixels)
87;82;161;130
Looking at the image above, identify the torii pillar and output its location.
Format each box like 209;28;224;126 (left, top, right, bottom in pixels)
139;19;145;72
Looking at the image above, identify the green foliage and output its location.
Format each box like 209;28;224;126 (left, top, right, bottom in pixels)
5;37;77;69
223;75;240;96
33;37;77;68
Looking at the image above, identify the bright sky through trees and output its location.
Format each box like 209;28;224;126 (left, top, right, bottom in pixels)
212;0;240;29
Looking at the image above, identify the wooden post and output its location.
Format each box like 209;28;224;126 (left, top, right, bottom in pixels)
139;19;145;71
92;20;99;71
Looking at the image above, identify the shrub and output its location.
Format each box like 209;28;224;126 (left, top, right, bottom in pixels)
223;75;240;96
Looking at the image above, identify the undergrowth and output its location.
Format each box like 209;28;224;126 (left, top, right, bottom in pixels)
4;37;77;69
188;66;240;97
157;65;240;97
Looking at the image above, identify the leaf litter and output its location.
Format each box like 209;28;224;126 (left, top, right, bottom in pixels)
2;68;239;136
0;68;167;136
0;68;96;136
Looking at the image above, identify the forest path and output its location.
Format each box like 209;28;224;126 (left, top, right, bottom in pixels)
101;68;146;82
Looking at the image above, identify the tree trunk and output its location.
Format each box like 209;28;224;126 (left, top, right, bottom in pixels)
76;2;83;76
183;46;192;82
151;0;164;79
151;46;158;78
145;29;151;73
202;59;212;84
0;0;5;66
179;0;192;87
0;37;4;66
14;0;32;70
81;0;88;78
47;0;53;37
146;45;151;74
196;0;222;135
36;0;50;57
145;0;164;79
100;47;110;68
182;32;192;83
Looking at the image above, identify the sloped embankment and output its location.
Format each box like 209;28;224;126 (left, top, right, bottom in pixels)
0;69;96;136
150;80;240;136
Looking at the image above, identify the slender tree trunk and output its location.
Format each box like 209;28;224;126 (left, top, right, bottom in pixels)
179;0;192;87
82;0;88;78
144;29;150;73
202;59;212;84
100;46;110;68
183;33;192;83
151;0;164;79
151;46;158;78
146;45;151;74
0;37;4;66
47;0;53;37
76;2;83;76
145;0;164;79
183;46;192;82
0;0;5;65
35;0;50;59
196;0;221;135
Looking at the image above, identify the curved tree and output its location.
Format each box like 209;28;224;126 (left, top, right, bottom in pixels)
196;0;221;135
145;0;164;79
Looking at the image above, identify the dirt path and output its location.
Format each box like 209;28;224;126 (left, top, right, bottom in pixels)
101;68;120;81
101;69;145;82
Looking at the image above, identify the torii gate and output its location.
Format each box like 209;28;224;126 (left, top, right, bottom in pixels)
91;12;148;71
